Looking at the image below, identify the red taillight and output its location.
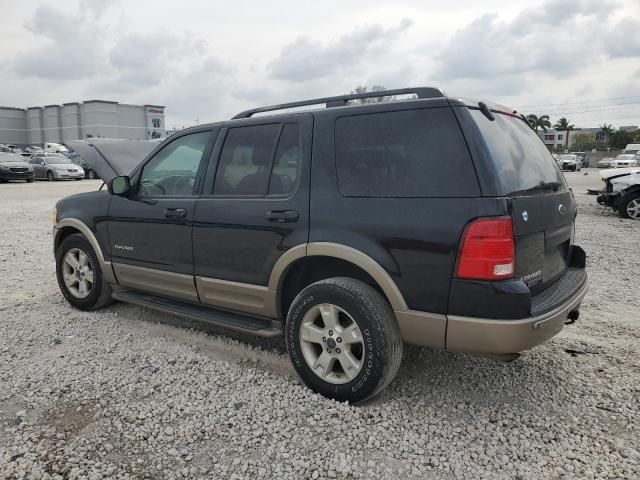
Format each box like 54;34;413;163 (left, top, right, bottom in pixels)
456;217;515;280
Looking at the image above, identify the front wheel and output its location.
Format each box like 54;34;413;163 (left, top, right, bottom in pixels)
618;192;640;220
55;233;113;310
285;277;403;403
87;169;96;179
46;171;54;181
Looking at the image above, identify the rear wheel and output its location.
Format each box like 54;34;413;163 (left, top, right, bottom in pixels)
87;169;96;179
46;171;54;181
55;233;113;310
285;277;403;403
618;192;640;220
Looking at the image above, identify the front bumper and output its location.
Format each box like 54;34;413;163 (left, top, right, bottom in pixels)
54;170;84;179
445;274;588;354
0;170;34;180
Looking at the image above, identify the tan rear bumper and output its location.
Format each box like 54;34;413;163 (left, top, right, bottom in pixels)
445;277;589;354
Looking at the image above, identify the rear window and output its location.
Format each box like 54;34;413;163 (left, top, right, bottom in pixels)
469;109;565;195
334;108;479;197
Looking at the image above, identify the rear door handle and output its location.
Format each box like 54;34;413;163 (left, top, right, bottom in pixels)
165;208;187;219
265;210;299;223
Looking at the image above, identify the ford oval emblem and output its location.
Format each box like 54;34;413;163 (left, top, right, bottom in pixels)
522;210;528;222
558;204;566;215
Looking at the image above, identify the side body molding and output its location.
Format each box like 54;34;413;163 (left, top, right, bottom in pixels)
54;218;116;284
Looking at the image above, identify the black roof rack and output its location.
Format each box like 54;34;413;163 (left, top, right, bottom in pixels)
232;87;445;119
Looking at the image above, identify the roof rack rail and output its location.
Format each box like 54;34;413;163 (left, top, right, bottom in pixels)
232;87;445;119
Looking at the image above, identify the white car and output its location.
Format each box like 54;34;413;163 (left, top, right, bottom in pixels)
558;154;581;171
597;167;640;219
610;154;639;168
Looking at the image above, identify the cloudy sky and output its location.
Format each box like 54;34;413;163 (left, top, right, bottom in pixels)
1;0;639;129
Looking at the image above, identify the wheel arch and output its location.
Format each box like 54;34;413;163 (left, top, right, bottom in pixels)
54;218;116;283
272;242;408;320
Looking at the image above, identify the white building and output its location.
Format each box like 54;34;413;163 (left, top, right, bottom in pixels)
538;129;567;151
0;100;165;147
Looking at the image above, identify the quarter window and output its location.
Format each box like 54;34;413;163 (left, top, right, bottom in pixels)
138;131;210;196
334;108;479;197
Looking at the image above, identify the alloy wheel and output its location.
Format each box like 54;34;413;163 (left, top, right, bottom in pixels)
61;248;94;298
299;303;365;384
627;199;640;219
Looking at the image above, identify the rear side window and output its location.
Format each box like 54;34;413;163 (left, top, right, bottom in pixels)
214;124;280;196
334;108;479;197
468;109;566;195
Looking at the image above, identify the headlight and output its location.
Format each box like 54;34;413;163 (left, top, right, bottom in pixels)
0;165;8;171
51;207;58;226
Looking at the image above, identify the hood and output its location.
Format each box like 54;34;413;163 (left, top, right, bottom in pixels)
600;167;640;180
67;139;157;182
0;161;32;169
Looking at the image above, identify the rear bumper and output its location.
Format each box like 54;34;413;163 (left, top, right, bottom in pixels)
445;275;588;354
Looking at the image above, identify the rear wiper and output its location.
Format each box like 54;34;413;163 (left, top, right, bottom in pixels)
510;181;563;196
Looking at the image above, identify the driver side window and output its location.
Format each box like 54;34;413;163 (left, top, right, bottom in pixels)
138;132;210;196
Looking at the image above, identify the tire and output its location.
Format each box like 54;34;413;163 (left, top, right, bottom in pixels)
617;192;640;220
55;233;114;310
46;171;54;181
285;277;403;403
26;178;34;183
74;178;82;181
87;169;96;179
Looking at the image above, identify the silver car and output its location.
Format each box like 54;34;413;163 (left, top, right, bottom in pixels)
29;153;84;181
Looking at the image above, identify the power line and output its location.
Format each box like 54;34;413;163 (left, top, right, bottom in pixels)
516;95;640;109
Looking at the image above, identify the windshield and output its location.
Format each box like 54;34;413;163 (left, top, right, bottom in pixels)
559;155;577;160
469;109;566;195
616;155;635;160
47;156;72;164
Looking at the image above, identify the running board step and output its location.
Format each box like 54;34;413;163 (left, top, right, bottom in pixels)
112;289;283;338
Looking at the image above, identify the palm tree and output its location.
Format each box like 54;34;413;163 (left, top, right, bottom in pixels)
599;123;613;145
554;117;575;149
526;114;552;133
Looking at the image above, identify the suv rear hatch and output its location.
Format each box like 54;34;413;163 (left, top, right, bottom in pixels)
466;108;576;296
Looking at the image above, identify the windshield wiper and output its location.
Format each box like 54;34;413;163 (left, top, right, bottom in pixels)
510;181;563;196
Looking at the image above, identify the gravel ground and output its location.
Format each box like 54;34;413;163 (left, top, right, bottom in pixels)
0;172;638;479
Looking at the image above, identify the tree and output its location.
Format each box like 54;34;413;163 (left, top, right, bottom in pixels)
571;133;596;151
554;117;575;149
598;123;613;145
526;114;551;133
349;85;394;104
610;130;634;149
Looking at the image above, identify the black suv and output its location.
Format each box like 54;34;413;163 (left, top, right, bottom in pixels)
53;88;588;403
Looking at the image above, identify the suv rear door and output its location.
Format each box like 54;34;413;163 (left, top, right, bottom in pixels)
464;108;575;294
191;114;312;317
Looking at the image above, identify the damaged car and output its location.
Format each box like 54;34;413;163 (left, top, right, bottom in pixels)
597;167;640;219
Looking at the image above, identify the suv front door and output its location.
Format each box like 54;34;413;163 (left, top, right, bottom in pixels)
192;115;312;317
107;128;216;301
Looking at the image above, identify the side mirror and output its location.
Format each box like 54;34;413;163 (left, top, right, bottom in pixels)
109;176;131;196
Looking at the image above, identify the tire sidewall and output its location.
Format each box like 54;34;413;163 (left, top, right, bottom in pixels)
286;283;388;403
55;234;105;310
620;192;640;220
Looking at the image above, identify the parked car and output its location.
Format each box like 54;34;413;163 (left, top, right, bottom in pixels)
597;167;640;219
559;154;581;171
52;88;588;403
0;152;35;183
29;153;84;181
67;154;98;179
44;142;69;154
25;145;44;154
0;144;9;152
610;154;639;168
597;157;615;168
571;152;589;167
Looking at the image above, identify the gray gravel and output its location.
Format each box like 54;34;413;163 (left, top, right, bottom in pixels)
0;173;639;479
